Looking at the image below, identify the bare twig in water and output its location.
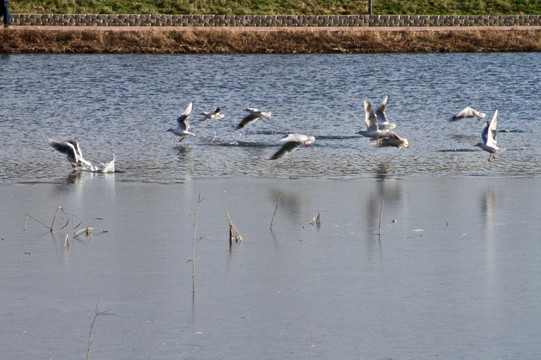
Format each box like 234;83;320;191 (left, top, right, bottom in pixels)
25;213;53;232
87;298;102;360
310;213;321;228
226;212;244;249
64;234;70;249
74;227;108;240
50;199;62;230
24;199;108;244
189;195;203;296
310;332;315;360
378;199;385;238
269;192;282;230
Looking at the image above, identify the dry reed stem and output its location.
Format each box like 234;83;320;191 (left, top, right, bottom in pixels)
74;227;108;239
87;298;101;360
269;192;282;230
226;212;244;248
24;199;108;242
310;213;321;228
189;194;203;296
378;199;384;238
310;332;315;360
50;199;62;230
24;213;53;231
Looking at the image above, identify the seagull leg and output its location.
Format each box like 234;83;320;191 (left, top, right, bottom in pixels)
179;137;185;143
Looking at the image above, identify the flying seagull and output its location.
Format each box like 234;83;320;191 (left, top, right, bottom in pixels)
357;100;391;144
49;139;94;169
375;96;396;130
167;102;195;142
474;110;505;161
199;107;224;122
270;134;315;160
235;108;271;130
377;131;410;149
449;106;486;121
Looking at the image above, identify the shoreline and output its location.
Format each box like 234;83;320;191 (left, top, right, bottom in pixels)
2;26;541;53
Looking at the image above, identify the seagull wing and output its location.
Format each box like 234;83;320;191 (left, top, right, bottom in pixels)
177;102;193;128
450;107;470;121
270;141;302;160
480;121;490;145
486;110;498;147
236;112;259;130
364;100;379;131
375;96;388;124
49;140;77;160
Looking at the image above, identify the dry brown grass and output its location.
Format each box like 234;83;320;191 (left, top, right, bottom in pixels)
2;28;540;54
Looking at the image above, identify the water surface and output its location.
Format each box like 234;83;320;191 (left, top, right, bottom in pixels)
1;53;540;183
1;53;541;359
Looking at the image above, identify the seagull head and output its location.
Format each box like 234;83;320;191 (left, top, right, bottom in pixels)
304;136;316;147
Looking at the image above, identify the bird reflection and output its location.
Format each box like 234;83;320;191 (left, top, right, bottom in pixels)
375;162;393;181
481;189;497;225
175;146;193;174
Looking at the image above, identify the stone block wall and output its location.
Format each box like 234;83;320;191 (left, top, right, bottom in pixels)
10;14;541;27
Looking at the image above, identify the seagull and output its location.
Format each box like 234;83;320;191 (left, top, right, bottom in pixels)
474;110;505;162
235;108;271;130
377;131;410;149
167;102;195;142
270;134;315;160
449;106;486;121
375;96;396;130
49;139;94;169
357;100;391;144
199;107;224;122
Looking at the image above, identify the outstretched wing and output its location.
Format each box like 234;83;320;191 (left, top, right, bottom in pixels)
375;96;388;123
270;141;302;160
177;102;193;129
236;113;259;130
49;140;76;159
480;121;490;145
364;100;378;131
486;110;498;147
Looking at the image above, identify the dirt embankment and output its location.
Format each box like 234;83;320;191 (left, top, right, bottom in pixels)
1;26;541;53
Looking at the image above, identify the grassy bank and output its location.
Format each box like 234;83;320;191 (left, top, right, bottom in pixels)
2;28;540;54
11;0;541;16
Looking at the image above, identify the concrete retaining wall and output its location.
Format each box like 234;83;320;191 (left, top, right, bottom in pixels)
10;14;541;27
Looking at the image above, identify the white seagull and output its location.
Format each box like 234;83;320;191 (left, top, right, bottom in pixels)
449;106;486;121
357;100;391;144
199;107;224;122
377;131;410;149
167;102;195;142
235;108;271;130
270;134;315;160
49;139;94;169
375;96;396;130
475;110;505;162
